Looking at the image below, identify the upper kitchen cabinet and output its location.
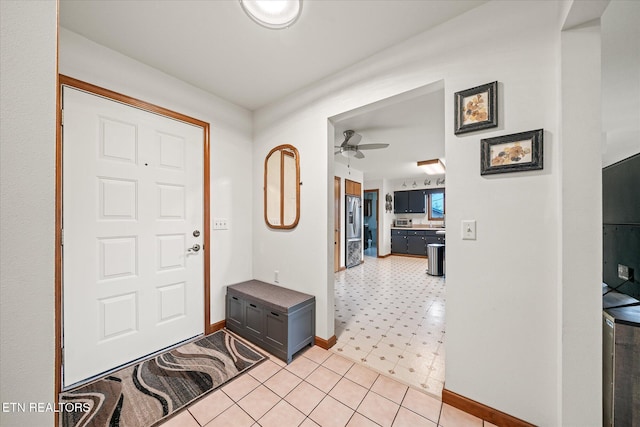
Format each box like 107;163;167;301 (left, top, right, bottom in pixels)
345;179;361;196
394;190;426;214
394;191;408;213
408;190;426;213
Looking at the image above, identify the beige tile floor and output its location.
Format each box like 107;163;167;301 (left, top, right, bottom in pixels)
158;256;492;426
159;345;490;427
333;256;446;397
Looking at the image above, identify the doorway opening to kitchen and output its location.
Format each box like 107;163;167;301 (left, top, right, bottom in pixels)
329;80;446;397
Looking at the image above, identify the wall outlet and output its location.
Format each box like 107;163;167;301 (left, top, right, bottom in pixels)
274;270;279;283
213;218;229;230
618;264;633;281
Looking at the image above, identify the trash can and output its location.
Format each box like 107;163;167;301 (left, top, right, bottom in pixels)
427;243;445;276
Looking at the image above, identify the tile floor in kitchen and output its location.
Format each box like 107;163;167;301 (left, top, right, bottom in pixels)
333;255;446;397
160;256;492;426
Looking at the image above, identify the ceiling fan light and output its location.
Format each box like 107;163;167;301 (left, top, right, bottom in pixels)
240;0;302;29
418;159;446;175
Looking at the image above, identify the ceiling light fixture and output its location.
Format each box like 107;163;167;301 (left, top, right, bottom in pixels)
339;147;357;158
240;0;302;29
418;159;446;175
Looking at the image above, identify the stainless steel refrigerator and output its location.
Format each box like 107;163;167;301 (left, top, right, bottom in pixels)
345;195;362;268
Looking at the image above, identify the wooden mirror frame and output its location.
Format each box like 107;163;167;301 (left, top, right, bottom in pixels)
264;144;300;229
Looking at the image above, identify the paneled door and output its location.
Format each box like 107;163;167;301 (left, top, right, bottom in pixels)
62;87;204;387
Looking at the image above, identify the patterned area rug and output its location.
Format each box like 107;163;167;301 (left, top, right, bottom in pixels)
60;330;265;427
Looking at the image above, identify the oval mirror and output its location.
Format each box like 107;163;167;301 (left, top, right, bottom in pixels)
264;144;300;229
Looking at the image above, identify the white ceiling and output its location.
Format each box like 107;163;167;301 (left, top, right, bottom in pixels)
332;83;445;182
59;0;485;111
59;1;486;182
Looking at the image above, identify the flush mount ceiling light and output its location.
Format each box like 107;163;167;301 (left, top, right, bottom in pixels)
418;159;446;175
240;0;302;29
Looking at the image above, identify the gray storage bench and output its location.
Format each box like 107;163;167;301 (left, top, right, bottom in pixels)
225;280;315;363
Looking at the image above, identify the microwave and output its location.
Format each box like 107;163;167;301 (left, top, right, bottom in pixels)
394;218;412;227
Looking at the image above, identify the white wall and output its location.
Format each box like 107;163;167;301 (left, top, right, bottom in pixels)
601;0;640;167
58;29;255;326
436;3;562;423
560;15;603;427
0;2;57;426
251;1;588;425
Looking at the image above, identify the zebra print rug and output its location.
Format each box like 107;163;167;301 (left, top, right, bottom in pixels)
60;330;266;427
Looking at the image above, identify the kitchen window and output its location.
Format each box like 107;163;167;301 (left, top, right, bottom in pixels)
428;191;445;220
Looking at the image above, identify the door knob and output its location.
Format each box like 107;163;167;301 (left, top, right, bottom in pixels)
188;244;201;253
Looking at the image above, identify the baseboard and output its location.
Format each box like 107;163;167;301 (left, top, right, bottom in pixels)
378;253;391;258
391;253;428;259
442;389;535;427
315;335;337;349
209;319;226;333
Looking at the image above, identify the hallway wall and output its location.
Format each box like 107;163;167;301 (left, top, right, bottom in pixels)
250;1;594;425
0;2;57;426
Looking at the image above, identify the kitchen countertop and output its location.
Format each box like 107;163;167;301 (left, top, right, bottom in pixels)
391;226;445;231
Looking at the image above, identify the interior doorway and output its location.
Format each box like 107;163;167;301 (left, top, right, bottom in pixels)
363;189;379;257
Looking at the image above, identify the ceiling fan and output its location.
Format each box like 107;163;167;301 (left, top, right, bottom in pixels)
334;130;389;159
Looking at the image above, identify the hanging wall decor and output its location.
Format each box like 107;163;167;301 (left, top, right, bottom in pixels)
385;193;393;213
480;129;543;175
454;81;498;135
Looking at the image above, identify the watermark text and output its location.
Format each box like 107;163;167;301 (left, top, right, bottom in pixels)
2;402;90;413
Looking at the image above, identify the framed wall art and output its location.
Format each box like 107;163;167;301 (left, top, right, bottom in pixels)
480;129;543;175
454;81;498;135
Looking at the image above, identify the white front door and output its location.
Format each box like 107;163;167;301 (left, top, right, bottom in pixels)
62;87;205;388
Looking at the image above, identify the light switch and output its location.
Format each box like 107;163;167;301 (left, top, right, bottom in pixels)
462;220;476;240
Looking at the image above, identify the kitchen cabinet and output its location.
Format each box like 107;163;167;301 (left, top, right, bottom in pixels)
346;179;361;196
407;230;428;256
393;191;408;213
391;229;445;257
391;229;408;254
408;190;426;213
393;190;426;213
425;230;445;246
226;280;315;363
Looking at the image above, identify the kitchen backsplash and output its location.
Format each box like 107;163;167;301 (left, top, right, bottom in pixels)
394;214;444;227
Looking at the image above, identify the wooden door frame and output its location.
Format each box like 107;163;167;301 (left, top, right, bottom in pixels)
55;75;211;397
364;189;380;258
334;177;342;272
